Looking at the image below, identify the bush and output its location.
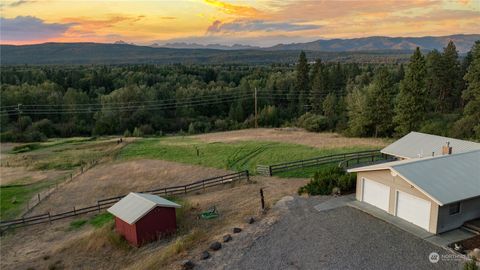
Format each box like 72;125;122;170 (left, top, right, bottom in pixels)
298;166;356;195
139;124;154;135
297;113;328;132
464;259;479;270
132;127;144;137
31;119;56;137
123;129;132;137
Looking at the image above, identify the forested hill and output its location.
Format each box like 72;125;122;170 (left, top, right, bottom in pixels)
269;34;480;53
0;43;412;65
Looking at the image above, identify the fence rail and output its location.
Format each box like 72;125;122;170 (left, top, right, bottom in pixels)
256;150;388;176
0;170;249;232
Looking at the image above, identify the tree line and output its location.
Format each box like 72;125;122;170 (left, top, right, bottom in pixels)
1;40;479;142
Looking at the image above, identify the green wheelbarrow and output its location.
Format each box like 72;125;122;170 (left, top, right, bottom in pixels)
200;206;219;219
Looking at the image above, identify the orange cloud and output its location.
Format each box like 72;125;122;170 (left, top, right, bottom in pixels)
203;0;261;17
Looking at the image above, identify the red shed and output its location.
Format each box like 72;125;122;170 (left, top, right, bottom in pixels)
107;192;181;247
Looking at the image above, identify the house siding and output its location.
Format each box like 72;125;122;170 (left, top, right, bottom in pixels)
437;196;480;234
356;170;439;233
115;217;138;246
135;206;177;246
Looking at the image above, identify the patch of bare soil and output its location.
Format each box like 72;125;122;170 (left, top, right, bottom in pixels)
0;167;67;185
194;128;389;149
28;159;247;215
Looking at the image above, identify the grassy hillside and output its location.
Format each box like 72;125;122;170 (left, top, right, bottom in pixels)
118;137;377;176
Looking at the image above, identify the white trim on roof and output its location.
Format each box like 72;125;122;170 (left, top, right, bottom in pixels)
349;150;480;206
107;192;181;225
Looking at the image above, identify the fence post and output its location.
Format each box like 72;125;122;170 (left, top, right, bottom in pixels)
38;193;40;203
184;186;187;194
203;180;205;191
73;206;76;215
164;188;167;196
48;212;51;224
245;170;250;182
97;201;100;212
269;166;272;177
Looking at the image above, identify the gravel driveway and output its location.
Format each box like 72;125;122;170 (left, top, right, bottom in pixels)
228;196;462;270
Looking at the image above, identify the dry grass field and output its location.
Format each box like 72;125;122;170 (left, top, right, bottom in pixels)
0;129;387;269
193;128;390;148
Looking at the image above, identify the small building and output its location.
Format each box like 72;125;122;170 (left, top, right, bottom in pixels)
107;192;181;247
348;132;480;234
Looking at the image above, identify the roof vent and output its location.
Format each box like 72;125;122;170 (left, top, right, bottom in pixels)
442;142;452;155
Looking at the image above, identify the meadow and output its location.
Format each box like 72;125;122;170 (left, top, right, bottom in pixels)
118;136;378;176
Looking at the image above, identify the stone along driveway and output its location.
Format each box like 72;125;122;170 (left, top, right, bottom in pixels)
228;196;461;270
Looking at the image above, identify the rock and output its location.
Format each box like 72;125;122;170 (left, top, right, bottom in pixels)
233;227;242;233
200;251;210;260
223;234;232;242
181;260;194;270
470;248;480;260
209;241;222;251
248;217;255;224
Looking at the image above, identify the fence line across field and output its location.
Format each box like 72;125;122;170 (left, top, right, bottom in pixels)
0;170;249;232
256;150;389;176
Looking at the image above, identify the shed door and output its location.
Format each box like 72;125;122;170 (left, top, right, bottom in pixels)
396;191;431;231
362;178;390;212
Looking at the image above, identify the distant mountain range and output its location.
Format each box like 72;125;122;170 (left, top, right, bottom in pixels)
153;34;479;53
1;34;478;65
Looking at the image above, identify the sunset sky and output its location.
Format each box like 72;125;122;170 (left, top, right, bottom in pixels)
1;0;479;46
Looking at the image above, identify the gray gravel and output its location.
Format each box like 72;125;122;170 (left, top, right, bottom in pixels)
229;196;462;270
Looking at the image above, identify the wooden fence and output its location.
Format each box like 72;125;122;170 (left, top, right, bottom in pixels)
0;170;249;232
256;150;388;176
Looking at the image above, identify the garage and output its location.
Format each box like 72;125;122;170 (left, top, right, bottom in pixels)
396;191;431;230
362;178;390;211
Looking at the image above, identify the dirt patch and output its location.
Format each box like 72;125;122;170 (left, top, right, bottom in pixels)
28;159;250;215
194;128;389;149
0;167;67;185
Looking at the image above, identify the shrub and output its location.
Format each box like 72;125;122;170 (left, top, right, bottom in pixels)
298;166;356;195
139;124;154;135
297;113;328;132
132;127;144;137
464;259;479;270
31;119;56;137
123;129;132;137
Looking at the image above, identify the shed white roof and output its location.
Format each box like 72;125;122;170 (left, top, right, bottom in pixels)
107;192;181;225
349;150;480;205
381;132;480;159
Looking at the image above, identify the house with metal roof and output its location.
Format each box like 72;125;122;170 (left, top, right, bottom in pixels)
348;134;480;234
107;192;181;246
381;131;480;159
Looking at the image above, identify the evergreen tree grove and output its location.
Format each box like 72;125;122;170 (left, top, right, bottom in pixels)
393;47;428;136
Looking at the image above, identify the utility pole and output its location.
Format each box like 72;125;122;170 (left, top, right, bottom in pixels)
254;88;258;128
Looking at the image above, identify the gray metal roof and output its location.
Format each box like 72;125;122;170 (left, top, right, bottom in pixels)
381;132;480;159
107;192;181;225
349;150;480;205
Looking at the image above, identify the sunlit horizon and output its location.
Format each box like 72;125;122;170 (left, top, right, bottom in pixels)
1;0;480;46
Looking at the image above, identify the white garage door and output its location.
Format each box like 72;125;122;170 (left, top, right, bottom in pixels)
362;178;390;212
396;191;431;230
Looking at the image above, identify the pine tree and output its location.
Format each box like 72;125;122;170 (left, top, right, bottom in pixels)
365;68;397;137
296;51;309;114
346;85;369;137
439;41;462;112
394;47;428;136
425;49;443;111
310;59;327;113
322;93;337;130
456;41;480;138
